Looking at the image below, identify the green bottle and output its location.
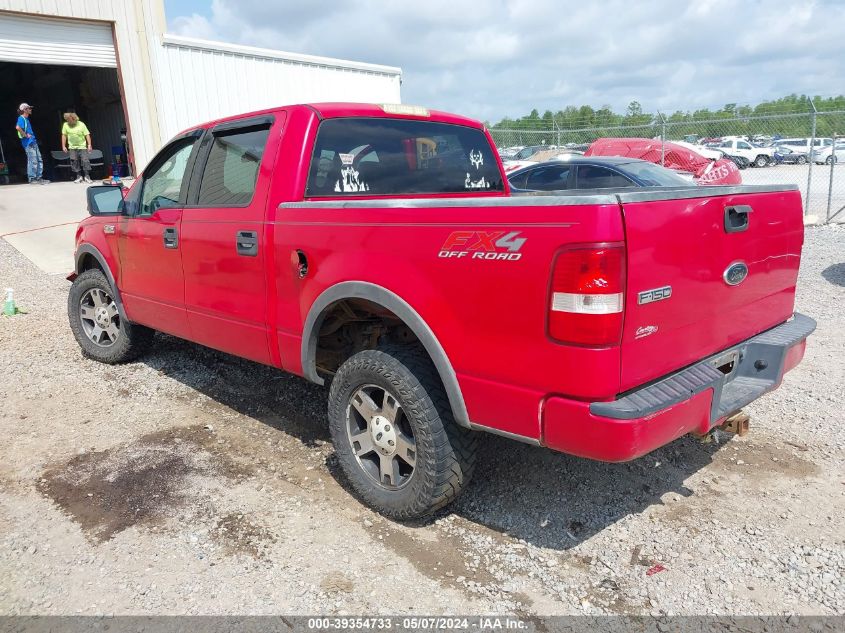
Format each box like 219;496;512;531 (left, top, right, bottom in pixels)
3;288;15;316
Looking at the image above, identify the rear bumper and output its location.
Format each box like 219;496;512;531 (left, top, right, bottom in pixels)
542;313;816;462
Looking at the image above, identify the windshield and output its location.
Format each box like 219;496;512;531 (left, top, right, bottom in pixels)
617;161;692;186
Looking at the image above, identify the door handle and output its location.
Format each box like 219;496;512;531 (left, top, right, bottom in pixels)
725;205;752;233
236;230;258;256
163;227;178;249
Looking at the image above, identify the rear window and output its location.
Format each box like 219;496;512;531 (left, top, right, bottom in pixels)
306;118;503;196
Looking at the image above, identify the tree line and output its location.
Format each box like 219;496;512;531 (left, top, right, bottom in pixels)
489;95;845;140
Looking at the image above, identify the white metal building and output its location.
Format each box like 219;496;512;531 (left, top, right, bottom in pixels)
0;0;402;180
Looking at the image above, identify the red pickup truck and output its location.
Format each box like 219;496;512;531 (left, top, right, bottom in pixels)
68;103;815;518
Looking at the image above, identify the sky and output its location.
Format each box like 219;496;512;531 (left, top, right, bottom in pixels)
163;0;845;124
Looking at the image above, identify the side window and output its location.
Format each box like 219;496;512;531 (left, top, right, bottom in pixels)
139;139;198;216
508;172;528;190
738;141;752;150
576;166;634;189
197;126;271;206
525;166;571;191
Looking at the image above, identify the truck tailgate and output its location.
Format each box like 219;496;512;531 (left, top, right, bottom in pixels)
618;186;804;392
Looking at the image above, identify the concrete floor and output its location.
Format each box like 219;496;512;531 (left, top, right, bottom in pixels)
0;181;90;274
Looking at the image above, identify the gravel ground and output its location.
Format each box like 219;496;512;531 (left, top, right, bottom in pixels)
0;225;843;616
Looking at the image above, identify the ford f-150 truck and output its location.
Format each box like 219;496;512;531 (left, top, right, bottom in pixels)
68;103;815;519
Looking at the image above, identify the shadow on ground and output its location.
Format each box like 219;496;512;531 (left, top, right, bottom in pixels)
137;333;728;551
821;263;845;287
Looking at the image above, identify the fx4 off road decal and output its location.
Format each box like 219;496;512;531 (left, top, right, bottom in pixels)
439;231;526;261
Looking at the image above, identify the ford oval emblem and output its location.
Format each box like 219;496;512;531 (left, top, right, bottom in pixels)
723;261;749;286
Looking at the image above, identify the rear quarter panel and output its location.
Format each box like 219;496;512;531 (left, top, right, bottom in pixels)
272;199;625;439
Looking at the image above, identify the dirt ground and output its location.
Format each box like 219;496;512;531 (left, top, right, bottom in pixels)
0;227;843;616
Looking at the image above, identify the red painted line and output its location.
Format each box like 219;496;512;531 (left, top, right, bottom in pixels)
0;220;79;238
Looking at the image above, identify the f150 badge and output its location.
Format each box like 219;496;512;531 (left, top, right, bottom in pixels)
439;231;526;261
638;285;672;305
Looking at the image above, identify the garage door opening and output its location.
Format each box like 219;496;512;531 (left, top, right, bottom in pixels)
0;62;129;184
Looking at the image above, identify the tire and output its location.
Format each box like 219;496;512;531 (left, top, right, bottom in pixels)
797;156;807;165
68;269;154;364
754;155;769;168
826;156;836;165
328;345;477;519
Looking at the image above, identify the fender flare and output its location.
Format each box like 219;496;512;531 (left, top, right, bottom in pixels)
74;244;127;321
301;281;471;428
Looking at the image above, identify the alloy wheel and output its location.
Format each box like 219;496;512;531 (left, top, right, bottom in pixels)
79;288;121;347
346;384;416;490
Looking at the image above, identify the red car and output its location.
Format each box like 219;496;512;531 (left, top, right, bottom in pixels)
586;137;742;185
68;103;814;518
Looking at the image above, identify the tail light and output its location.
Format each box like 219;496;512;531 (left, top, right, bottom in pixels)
548;244;626;346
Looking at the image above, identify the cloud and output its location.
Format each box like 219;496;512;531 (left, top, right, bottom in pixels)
167;0;845;122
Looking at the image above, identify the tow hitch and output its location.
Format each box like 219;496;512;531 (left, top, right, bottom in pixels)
720;411;750;436
695;410;750;443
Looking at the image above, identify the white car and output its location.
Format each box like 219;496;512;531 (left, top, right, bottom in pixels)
778;137;833;153
810;142;845;165
673;140;723;161
716;138;775;167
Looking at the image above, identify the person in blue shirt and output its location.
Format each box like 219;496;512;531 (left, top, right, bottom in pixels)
15;103;49;184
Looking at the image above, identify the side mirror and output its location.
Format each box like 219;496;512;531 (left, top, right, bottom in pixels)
87;185;125;216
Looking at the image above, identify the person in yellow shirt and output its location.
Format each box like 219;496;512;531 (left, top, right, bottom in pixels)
61;112;93;183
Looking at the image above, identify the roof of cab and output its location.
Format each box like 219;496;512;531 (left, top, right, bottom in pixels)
175;103;485;138
307;103;484;129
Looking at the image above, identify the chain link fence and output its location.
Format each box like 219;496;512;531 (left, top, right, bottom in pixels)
491;109;845;224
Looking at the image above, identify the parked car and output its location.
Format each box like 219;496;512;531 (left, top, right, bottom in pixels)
501;144;551;173
517;148;584;163
778;137;834;154
585;138;742;185
673;140;723;161
507;156;691;192
810;142;845;165
497;146;523;160
68;102;814;519
725;154;751;169
716;138;775;167
773;146;808;165
510;145;546;161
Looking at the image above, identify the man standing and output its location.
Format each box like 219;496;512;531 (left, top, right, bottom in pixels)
61;112;93;183
15;103;49;184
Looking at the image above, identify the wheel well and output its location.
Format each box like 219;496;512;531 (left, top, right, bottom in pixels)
303;282;471;429
78;253;104;273
314;298;423;377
